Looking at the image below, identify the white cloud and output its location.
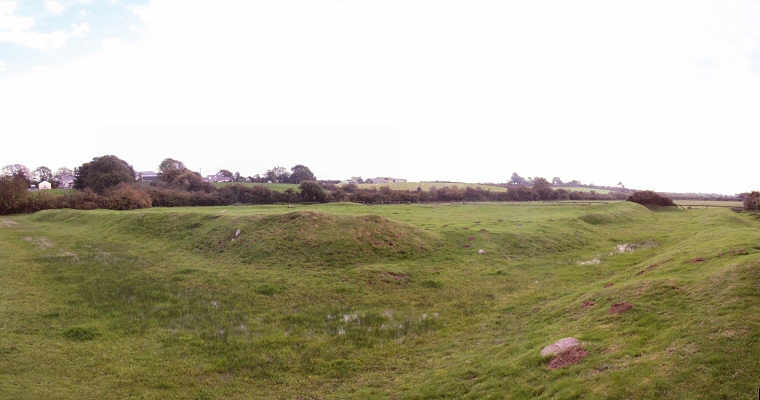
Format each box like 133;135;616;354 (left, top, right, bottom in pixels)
0;59;6;72
45;0;65;15
0;2;35;31
0;3;91;51
128;24;141;33
100;37;122;51
0;29;69;50
71;22;89;37
80;9;88;16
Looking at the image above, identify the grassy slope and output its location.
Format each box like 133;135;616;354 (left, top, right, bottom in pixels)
1;203;759;399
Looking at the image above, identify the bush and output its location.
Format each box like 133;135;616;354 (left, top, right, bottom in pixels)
0;176;30;215
99;183;152;210
743;191;760;211
627;190;676;207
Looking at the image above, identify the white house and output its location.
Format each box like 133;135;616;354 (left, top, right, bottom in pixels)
58;175;75;188
38;181;52;190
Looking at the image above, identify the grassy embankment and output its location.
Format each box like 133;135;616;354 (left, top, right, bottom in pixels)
1;202;758;399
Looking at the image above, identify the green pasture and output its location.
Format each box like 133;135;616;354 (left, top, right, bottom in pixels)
1;202;759;399
674;200;743;208
356;182;508;192
214;182;299;192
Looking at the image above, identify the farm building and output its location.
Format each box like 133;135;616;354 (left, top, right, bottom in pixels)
368;177;407;184
139;171;161;182
58;175;75;188
38;181;52;190
205;174;233;183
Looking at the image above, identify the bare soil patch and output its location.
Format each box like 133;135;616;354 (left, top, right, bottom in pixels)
690;257;706;263
1;219;19;227
581;300;596;309
547;347;590;370
609;302;634;314
603;283;615;288
637;263;658;275
385;272;409;281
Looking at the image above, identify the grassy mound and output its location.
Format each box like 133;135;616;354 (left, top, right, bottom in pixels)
31;209;442;266
7;203;759;399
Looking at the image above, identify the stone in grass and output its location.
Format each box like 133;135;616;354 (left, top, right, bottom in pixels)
478;249;486;254
540;337;581;357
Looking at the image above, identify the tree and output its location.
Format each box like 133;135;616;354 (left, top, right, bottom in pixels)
743;191;760;211
233;171;241;182
265;166;289;183
2;164;31;185
158;158;187;181
289;164;316;184
217;169;233;178
508;172;527;186
627;190;675;207
32;166;53;184
299;181;327;203
55;167;74;177
552;177;563;186
0;175;30;214
532;177;553;200
74;155;136;195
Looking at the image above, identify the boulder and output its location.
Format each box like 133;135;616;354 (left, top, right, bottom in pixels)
540;337;581;357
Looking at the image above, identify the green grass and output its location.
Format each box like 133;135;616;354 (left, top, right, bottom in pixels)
1;202;759;399
214;182;299;192
356;182;508;192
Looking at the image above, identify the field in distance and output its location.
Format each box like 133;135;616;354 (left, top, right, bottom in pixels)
1;202;758;398
215;181;616;194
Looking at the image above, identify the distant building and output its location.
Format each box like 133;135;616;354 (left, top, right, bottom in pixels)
368;177;406;184
38;181;52;190
348;176;362;184
58;175;75;188
205;174;233;183
139;171;161;182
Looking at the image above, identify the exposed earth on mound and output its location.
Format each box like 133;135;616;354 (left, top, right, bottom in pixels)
547;347;590;370
609;302;634;313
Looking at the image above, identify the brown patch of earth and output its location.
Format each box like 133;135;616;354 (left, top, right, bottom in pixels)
581;300;596;309
637;263;658;275
547;347;590;370
604;283;615;288
609;302;634;313
690;257;706;263
467;236;476;241
720;249;748;257
463;244;471;248
385;272;409;280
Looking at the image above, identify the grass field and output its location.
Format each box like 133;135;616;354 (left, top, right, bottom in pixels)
1;202;759;399
214;182;299;192
674;200;743;208
355;182;614;194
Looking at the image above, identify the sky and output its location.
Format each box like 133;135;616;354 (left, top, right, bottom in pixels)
1;1;759;194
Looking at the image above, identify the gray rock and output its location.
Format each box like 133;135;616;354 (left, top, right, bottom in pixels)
540;337;581;357
478;249;486;254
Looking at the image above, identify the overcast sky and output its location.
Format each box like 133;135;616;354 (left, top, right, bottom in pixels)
1;1;759;194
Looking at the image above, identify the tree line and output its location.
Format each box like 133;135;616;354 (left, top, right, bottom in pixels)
7;154;744;215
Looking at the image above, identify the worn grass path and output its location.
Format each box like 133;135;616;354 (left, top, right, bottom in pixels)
1;202;759;399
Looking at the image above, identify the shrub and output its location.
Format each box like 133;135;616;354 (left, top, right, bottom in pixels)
0;176;30;215
627;190;676;207
99;183;152;210
743;191;760;211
